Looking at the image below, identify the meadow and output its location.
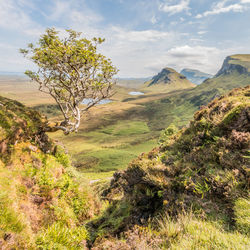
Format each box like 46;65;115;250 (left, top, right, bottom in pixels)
0;76;170;181
1;68;248;182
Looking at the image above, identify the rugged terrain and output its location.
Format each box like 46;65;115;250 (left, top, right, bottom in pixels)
143;67;195;92
91;86;250;249
0;96;99;249
0;54;250;249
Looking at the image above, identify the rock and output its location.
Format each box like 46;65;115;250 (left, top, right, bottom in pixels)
32;195;44;205
28;145;38;152
0;140;7;154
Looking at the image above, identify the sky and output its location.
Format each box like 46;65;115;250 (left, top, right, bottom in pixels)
0;0;250;77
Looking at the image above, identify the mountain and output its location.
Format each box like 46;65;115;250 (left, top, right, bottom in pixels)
215;54;250;77
116;77;151;89
92;86;250;248
143;67;195;92
137;54;250;132
180;68;212;85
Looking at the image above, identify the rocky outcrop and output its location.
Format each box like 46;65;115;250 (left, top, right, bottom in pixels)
143;67;195;92
215;56;249;77
102;85;250;225
149;67;187;86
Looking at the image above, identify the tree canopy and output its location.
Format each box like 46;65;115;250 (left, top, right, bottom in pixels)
20;28;118;134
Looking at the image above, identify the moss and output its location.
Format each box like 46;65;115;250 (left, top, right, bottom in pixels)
0;96;100;248
95;86;250;248
36;223;88;249
222;104;246;126
234;198;250;235
55;146;71;168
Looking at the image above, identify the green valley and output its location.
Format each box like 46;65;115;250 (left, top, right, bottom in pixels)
0;54;249;249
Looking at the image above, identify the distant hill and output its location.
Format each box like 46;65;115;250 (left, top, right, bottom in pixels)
116;77;150;89
143;67;195;92
0;71;25;76
180;68;212;85
215;54;250;77
136;54;250;132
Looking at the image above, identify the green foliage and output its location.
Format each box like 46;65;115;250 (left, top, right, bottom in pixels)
222;104;246;125
55;146;71;168
193;180;211;199
93;86;250;248
0;96;100;248
234;198;250;235
0;192;25;234
36;223;88;249
158;123;178;144
20;28;118;133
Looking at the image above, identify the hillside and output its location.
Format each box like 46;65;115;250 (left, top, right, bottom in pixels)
215;54;250;77
180;68;212;85
91;86;250;249
143;67;195;92
139;54;250;132
0;96;99;249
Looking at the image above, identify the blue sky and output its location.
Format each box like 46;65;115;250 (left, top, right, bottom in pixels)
0;0;250;77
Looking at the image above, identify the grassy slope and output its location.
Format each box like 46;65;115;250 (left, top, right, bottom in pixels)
142;67;195;93
229;54;250;71
0;96;99;249
91;86;250;249
1;55;250;183
141;70;250;133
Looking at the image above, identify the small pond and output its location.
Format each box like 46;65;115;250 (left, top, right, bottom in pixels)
129;91;144;96
81;98;112;105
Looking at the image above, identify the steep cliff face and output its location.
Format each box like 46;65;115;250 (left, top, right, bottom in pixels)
215;55;250;77
180;68;212;85
143;67;195;92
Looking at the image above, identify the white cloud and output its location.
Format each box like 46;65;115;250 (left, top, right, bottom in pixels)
0;0;32;29
112;27;172;42
151;15;157;24
48;0;71;21
196;0;249;18
197;31;207;35
0;0;44;37
159;45;243;75
98;27;183;77
0;0;249;78
159;0;190;15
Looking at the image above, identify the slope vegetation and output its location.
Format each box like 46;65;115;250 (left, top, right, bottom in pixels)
91;86;250;249
143;67;195;92
0;96;99;249
141;54;250;132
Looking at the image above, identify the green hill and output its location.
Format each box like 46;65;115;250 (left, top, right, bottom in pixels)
140;54;250;132
215;54;250;77
91;86;250;249
143;67;195;92
0;96;99;249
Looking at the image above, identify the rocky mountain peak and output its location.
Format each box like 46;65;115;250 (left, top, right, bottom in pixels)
215;55;250;77
149;67;187;86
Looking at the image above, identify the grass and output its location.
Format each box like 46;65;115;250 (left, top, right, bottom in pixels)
1;69;250;183
50;120;157;178
156;211;250;249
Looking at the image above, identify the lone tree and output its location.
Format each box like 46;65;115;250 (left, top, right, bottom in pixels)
20;28;118;134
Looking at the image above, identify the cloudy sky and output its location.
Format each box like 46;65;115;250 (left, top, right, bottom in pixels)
0;0;250;77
